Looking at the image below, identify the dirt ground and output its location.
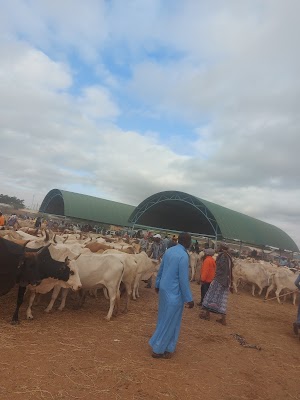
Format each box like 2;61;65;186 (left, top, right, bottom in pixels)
0;282;299;400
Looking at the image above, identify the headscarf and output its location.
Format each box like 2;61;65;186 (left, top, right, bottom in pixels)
215;244;233;287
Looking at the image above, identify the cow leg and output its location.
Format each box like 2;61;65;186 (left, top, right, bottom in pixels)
132;275;140;300
251;284;256;296
58;288;69;311
292;292;297;306
78;289;88;307
190;264;195;282
265;283;275;300
26;292;36;319
232;280;238;293
105;287;117;321
122;282;132;313
11;286;27;325
103;287;109;299
45;286;61;313
275;289;282;304
258;286;264;296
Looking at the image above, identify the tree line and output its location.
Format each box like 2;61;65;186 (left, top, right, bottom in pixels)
0;194;25;209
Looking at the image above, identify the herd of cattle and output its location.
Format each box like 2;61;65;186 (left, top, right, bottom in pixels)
0;224;299;326
189;251;300;305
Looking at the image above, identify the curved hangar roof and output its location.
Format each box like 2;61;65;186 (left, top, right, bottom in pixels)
39;189;135;227
128;191;299;252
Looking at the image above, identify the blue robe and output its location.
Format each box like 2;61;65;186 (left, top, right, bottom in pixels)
149;244;193;354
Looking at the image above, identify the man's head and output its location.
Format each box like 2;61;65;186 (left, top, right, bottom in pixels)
217;242;229;252
0;212;2;216
178;232;191;249
153;234;161;242
204;248;215;256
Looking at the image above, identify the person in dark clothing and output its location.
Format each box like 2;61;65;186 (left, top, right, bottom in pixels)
200;243;233;326
34;217;42;228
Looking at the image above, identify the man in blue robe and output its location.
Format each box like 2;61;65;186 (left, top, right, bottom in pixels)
149;232;194;359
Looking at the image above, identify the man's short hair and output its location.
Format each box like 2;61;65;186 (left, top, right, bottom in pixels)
178;232;191;248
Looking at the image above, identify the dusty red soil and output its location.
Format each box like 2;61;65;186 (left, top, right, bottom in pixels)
0;283;299;400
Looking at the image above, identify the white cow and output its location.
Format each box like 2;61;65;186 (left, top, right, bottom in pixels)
232;261;271;296
189;251;199;282
102;249;159;302
69;253;125;320
102;249;138;312
132;252;160;299
265;269;299;305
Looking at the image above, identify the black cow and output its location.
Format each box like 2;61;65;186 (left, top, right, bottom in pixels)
11;245;81;324
0;237;41;297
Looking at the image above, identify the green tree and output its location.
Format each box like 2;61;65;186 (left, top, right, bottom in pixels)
0;194;25;209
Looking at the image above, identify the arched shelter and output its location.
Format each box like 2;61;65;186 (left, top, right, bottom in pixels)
128;191;299;252
39;189;135;227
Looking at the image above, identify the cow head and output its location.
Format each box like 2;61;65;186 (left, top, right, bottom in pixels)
63;255;82;291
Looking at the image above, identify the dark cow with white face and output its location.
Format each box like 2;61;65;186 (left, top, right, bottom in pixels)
0;237;41;297
10;245;82;324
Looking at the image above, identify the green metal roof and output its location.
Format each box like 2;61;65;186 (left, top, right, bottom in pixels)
128;191;299;252
39;189;135;227
40;189;298;251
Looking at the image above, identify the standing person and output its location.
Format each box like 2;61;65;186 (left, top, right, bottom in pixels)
198;248;216;306
292;274;300;337
167;235;177;249
149;232;194;359
0;212;5;230
163;235;169;250
139;234;149;253
34;216;42;229
144;234;166;288
200;243;233;326
7;214;19;230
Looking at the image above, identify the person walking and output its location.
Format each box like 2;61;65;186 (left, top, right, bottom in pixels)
292;274;300;337
139;234;149;253
200;243;233;326
34;216;42;229
149;232;194;359
198;248;216;306
144;234;166;288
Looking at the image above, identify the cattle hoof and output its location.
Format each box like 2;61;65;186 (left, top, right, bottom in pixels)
26;316;34;320
11;320;19;325
104;316;111;321
58;307;64;311
44;309;51;313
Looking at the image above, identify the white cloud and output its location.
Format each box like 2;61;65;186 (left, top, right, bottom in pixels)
1;0;300;248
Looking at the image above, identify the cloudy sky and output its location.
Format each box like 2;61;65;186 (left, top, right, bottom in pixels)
1;0;299;246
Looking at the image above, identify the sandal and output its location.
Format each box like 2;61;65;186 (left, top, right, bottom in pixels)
216;318;227;326
152;352;165;359
199;314;210;321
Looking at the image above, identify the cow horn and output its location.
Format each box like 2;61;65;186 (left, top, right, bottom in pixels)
74;254;81;260
63;235;68;244
53;234;57;244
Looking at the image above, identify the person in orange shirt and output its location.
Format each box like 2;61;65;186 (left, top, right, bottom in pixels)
198;248;216;306
0;212;6;230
